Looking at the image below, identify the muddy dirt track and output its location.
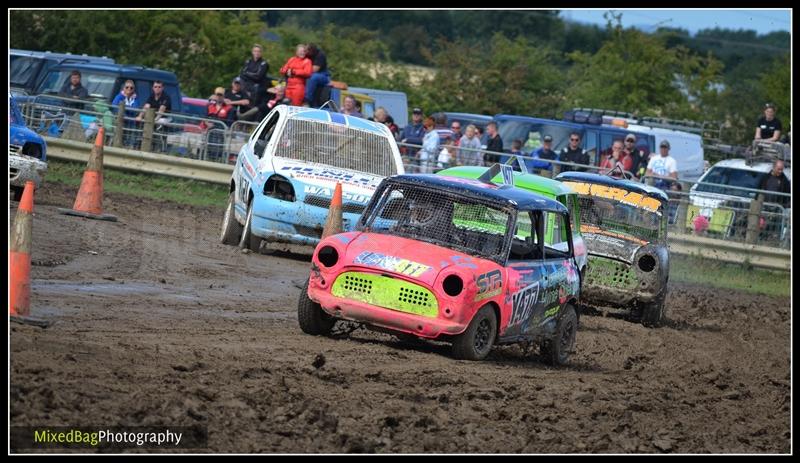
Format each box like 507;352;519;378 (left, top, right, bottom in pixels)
10;183;791;453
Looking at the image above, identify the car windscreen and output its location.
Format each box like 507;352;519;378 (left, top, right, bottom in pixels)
37;70;118;100
694;166;768;199
273;118;398;177
359;183;513;263
497;120;578;153
10;56;42;87
561;181;664;242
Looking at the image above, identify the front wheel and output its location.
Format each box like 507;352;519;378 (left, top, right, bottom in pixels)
452;306;497;361
541;304;578;366
238;201;261;252
297;278;335;335
641;290;668;328
220;192;243;245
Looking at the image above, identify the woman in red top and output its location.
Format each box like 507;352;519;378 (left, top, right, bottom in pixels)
599;140;633;178
280;44;313;106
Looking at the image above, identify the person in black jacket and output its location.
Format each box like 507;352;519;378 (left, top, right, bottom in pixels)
239;44;269;108
759;160;791;207
484;121;503;164
559;131;591;173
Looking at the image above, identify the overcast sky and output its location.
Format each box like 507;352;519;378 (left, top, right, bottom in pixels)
560;9;791;35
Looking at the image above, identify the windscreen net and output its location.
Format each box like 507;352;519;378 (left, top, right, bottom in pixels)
273;118;398;177
359;182;513;262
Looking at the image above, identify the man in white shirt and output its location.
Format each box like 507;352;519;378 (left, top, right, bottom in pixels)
646;140;678;189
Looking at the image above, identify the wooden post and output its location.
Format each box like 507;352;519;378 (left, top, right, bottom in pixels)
112;101;125;148
745;193;764;245
141;108;155;152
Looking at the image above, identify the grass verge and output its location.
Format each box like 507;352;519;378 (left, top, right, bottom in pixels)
670;254;790;298
45;158;229;208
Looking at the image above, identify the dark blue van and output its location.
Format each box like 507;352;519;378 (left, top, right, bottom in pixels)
10;49;115;95
494;114;655;166
32;62;183;114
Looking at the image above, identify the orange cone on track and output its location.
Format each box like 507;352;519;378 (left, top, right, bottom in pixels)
10;181;51;327
321;182;344;239
57;127;118;222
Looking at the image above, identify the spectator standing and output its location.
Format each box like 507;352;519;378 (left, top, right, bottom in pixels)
623;133;648;179
239;44;269;109
456;124;483;167
225;77;257;122
559;132;590;173
500;139;526;171
280;44;313;106
401;107;426;166
646;140;679;189
264;84;291;113
759;159;790;206
529;134;558;174
206;87;235;160
419;116;439;173
340;95;364;118
111;79;141;147
373;107;399;139
450;121;463;147
755;103;782;142
599;140;632;178
484;121;503;164
137;80;172;122
434;113;455;146
303;44;331;106
59;70;89;109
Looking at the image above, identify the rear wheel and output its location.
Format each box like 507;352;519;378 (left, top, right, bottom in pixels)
541;304;577;366
452;306;497;361
297;278;335;335
220;192;243;245
238;201;261;252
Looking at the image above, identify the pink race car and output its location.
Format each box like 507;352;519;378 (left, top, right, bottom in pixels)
298;174;581;363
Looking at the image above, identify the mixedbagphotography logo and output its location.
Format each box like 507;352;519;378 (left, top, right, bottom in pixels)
10;426;208;451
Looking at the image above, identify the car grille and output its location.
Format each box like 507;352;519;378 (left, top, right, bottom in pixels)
331;271;438;317
584;256;637;290
9;144;22;155
304;194;367;215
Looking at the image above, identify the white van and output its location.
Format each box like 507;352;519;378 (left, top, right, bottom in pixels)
626;124;704;181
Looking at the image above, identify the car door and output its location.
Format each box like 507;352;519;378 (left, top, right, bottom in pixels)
503;210;550;340
541;210;578;323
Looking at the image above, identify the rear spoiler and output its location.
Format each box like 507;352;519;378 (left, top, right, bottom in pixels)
477;162;517;186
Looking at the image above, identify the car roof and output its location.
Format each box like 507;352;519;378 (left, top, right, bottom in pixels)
439;112;494;122
626;123;702;141
388;174;569;213
438;166;575;197
494;114;583;128
46;62;178;83
555;171;670;202
11;48;115;63
706;158;791;180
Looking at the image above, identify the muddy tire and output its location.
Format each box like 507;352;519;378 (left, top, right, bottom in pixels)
541;304;577;366
238;201;261;252
11;186;24;202
641;291;668;328
297;278;335;335
452;306;497;361
220;192;243;245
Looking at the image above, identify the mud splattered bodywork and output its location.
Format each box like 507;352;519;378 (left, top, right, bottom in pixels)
301;174;582;360
556;172;670;317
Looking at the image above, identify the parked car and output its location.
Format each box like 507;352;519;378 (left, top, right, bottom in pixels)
625;123;704;181
220;106;405;250
298;173;581;363
555;171;670;327
688;158;791;242
9;93;47;201
10;48;115;95
436;163;588;275
31;62;183;114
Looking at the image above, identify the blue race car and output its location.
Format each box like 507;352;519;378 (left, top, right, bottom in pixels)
9;93;48;201
220;106;405;250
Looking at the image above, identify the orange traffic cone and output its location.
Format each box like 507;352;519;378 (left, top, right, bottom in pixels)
58;127;118;222
10;181;51;327
321;182;344;239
